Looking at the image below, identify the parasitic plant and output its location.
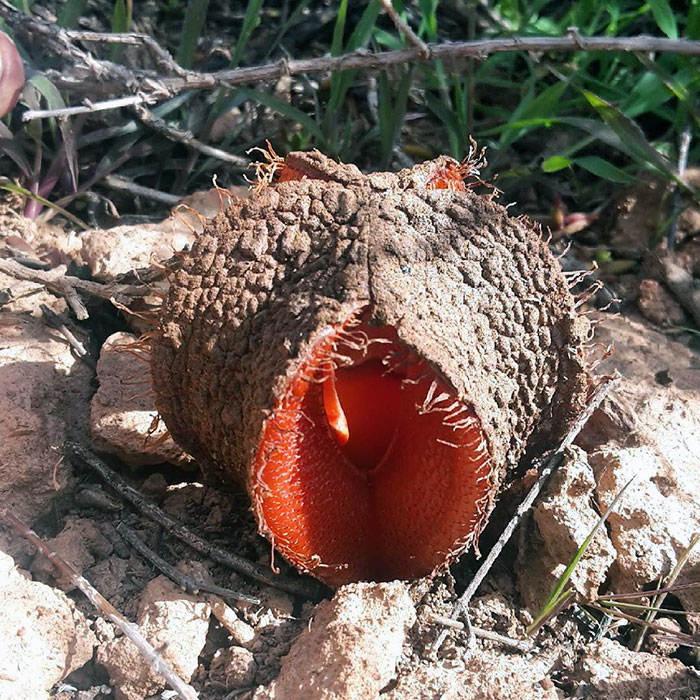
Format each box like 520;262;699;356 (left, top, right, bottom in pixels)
150;148;590;587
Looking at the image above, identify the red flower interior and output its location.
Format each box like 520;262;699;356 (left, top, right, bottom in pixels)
252;316;492;586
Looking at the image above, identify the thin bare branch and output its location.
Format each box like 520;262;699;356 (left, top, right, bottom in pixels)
660;257;700;327
3;510;199;700
2;3;699;103
23;95;149;121
40;303;96;369
0;257;149;320
426;612;533;652
378;0;430;58
116;523;261;606
667;119;692;250
433;374;619;652
131;103;249;168
67;442;323;598
103;173;180;205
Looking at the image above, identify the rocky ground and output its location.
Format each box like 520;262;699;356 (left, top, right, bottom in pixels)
0;180;699;700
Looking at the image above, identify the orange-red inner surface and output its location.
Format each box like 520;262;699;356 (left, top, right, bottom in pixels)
253;320;492;586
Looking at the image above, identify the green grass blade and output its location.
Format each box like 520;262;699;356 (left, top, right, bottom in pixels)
582;90;689;189
57;0;88;28
527;476;636;637
110;0;133;62
573;156;638;184
0;180;88;230
331;0;348;56
648;0;678;39
632;532;700;651
231;0;264;67
177;0;210;69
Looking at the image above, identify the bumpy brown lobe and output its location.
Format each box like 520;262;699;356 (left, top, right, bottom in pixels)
151;152;589;585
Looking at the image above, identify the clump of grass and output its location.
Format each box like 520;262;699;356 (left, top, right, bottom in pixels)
1;0;697;241
526;477;700;652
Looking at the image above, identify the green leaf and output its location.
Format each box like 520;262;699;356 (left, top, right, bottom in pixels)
573;156;638;183
27;75;78;191
231;0;264;67
542;155;572;172
647;0;678;39
177;0;209;68
57;0;88;28
582;90;687;187
527;476;636;637
237;87;322;141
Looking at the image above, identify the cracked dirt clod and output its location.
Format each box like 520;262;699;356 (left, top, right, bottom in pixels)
97;575;211;700
517;445;617;610
91;332;190;467
151;150;590;586
0;550;96;700
253;581;415;700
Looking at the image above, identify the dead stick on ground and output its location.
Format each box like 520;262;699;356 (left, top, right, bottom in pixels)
432;374;619;653
116;522;261;606
2;3;699;103
378;0;431;59
426;613;532;652
0;258;149;320
67;442;322;598
131;103;249;168
3;511;199;700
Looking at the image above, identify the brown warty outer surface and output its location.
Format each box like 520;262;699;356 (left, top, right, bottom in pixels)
150;151;590;587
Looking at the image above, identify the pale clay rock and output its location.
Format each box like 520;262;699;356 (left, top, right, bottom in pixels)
80;222;194;281
97;575;211;700
0;550;96;700
210;598;257;648
91;332;190;467
0;313;92;560
80;186;249;281
254;582;416;700
385;648;561;700
517;446;617;610
592;445;699;595
591;314;700;632
574;638;698;699
30;516;112;591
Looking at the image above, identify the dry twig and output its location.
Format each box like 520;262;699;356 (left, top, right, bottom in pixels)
130;103;249;168
378;0;430;59
0;257;149;320
3;511;199;700
667;120;692;250
103;173;181;205
2;3;699;107
426;612;532;652
660;257;700;327
40;303;96;368
67;442;323;598
116;522;261;606
432;374;619;653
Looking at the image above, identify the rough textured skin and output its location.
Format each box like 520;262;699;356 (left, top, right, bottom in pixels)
151;152;589;584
